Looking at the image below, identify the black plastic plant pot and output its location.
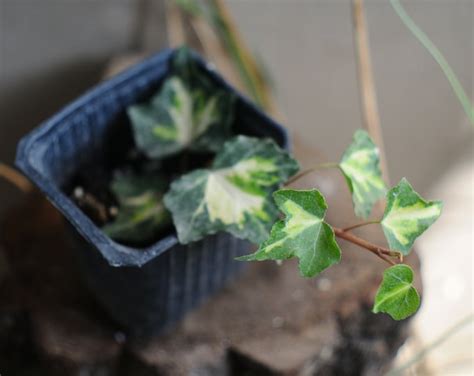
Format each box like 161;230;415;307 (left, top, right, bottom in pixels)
15;48;290;338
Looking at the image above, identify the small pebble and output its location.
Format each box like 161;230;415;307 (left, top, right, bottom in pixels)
74;186;85;199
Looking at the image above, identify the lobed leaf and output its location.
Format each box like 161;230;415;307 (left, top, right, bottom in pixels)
128;48;235;159
163;136;299;244
339;130;387;218
373;264;420;320
381;178;442;255
238;189;341;278
103;173;171;244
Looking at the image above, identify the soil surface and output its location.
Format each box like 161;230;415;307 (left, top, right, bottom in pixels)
67;147;214;248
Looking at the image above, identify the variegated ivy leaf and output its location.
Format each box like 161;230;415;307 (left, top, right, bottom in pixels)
103;173;171;244
238;189;341;278
129;48;235;159
381;178;442;255
373;264;420;320
163;135;299;244
339;129;387;218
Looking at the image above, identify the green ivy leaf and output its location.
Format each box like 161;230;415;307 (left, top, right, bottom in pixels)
103;173;171;244
128;48;235;159
381;178;442;255
373;264;420;320
163;136;299;244
339;129;387;218
238;189;341;278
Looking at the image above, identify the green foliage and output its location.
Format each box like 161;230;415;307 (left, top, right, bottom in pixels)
236;130;441;320
128;47;235;159
103;44;442;323
339;129;387;218
381;178;442;255
164;135;299;244
103;173;171;244
373;264;420;320
238;189;341;278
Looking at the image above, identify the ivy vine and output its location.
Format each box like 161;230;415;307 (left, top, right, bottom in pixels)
103;47;442;321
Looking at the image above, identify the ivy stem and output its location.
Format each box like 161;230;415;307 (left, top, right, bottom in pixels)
342;220;380;232
333;226;401;266
285;162;339;186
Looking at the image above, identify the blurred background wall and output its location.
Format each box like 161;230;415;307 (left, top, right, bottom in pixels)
0;0;472;213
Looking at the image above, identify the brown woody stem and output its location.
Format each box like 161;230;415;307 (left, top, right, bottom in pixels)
333;226;401;266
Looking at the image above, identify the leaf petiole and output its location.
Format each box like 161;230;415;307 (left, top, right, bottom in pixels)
285;162;339;186
342;220;380;232
332;226;402;266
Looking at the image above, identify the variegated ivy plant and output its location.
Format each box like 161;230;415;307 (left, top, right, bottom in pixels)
128;47;235;159
104;47;442;321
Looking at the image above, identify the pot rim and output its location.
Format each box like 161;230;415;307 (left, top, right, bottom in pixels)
15;48;289;268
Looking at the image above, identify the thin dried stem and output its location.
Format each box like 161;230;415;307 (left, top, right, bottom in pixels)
211;0;271;109
333;226;401;265
390;0;473;126
166;1;187;47
0;163;33;193
189;14;246;93
352;0;390;186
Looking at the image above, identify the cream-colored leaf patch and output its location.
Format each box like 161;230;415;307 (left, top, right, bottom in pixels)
164;136;299;244
381;178;442;255
204;169;265;226
129;48;235;159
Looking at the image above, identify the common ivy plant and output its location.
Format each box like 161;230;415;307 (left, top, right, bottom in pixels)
103;46;442;321
237;189;341;278
102;172;170;244
128;47;235;159
164;135;299;244
339;129;386;218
